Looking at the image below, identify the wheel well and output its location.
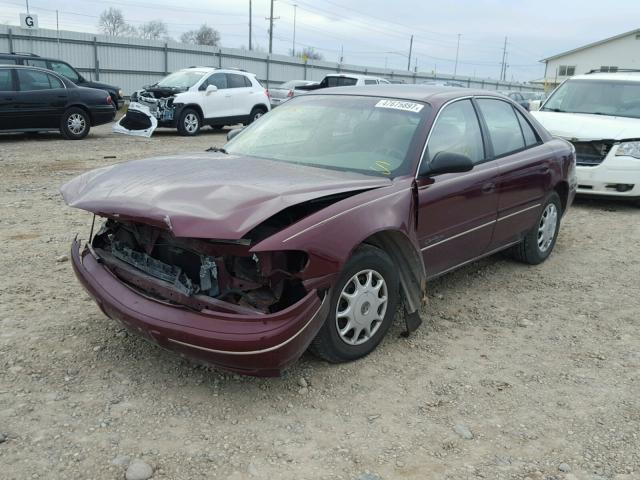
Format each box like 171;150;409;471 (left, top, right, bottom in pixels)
252;104;268;113
554;181;569;213
66;104;92;123
362;230;426;316
182;104;204;120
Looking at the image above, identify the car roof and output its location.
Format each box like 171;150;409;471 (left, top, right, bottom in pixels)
178;67;255;75
325;73;385;80
308;84;509;104
572;71;640;82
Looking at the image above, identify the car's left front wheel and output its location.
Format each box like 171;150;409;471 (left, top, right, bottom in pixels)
177;108;201;136
310;244;399;363
60;107;90;140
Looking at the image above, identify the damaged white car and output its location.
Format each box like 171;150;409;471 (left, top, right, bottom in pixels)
114;67;271;137
532;70;640;205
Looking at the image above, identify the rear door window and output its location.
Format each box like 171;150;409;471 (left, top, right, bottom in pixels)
17;69;62;90
227;73;248;88
0;69;14;91
49;61;80;83
364;79;377;85
476;98;526;157
0;57;17;65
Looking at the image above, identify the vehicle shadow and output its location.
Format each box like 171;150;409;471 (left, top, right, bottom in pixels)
571;196;638;212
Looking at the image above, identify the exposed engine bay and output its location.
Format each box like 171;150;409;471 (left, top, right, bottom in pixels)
90;219;308;314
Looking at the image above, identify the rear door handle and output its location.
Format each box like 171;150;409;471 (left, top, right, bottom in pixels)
482;182;495;193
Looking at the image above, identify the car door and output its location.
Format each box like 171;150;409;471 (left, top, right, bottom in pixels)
0;68;17;130
14;69;68;129
199;72;233;119
474;98;553;248
225;73;253;117
416;98;499;278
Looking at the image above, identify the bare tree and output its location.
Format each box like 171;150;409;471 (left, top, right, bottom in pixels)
98;7;132;36
138;20;169;40
290;47;323;61
180;24;220;46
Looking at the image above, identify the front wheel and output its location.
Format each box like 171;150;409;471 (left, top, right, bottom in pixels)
511;192;562;265
310;245;399;363
177;108;201;136
60;107;90;140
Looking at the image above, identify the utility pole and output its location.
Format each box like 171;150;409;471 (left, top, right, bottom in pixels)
454;33;461;76
407;34;413;71
340;45;344;63
267;0;278;55
500;36;508;81
248;0;253;50
292;4;297;56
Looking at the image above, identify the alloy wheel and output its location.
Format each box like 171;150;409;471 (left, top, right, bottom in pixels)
184;113;199;133
335;269;388;346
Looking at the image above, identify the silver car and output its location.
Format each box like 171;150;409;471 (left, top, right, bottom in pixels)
269;80;318;107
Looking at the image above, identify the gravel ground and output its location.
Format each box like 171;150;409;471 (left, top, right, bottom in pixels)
1;124;639;480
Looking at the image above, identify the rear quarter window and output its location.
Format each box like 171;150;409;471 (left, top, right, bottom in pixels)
0;69;14;91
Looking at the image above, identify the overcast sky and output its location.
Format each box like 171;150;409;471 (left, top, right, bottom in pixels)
1;0;639;81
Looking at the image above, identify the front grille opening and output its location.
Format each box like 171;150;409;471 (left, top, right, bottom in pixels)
572;141;613;167
605;183;634;192
578;185;593;190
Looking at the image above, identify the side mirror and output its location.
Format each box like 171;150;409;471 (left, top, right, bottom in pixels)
206;84;218;94
227;128;244;141
425;151;474;176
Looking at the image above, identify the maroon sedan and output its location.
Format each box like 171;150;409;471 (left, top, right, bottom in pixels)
62;86;577;376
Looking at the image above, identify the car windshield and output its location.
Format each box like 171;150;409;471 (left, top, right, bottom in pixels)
157;71;205;89
225;95;429;178
542;79;640;119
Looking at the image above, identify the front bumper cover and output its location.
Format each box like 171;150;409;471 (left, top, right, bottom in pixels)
71;240;329;376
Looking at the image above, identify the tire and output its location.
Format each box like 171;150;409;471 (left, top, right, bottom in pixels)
310;244;399;363
248;106;267;124
177;108;201;136
511;192;562;265
60;107;90;140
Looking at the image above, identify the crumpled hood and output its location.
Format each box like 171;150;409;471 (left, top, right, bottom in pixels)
531;110;640;141
60;154;391;239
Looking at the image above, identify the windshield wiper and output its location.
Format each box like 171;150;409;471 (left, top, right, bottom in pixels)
206;146;228;154
541;107;567;112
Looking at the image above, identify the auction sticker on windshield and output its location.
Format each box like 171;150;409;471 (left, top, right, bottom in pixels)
375;99;424;113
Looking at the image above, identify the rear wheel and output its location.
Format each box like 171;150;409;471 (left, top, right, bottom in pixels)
310;245;399;363
511;192;562;265
177;108;201;136
60;107;90;140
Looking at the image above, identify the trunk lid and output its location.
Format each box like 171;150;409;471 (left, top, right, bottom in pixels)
61;154;391;239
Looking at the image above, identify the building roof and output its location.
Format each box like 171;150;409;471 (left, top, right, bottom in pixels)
541;28;640;62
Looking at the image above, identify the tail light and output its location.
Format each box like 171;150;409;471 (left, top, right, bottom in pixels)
265;89;271;99
106;95;113;105
287;89;294;98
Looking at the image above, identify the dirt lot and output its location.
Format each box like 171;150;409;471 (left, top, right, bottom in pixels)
1;124;639;480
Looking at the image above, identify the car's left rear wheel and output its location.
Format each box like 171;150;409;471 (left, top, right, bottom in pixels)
310;245;399;363
60;107;90;140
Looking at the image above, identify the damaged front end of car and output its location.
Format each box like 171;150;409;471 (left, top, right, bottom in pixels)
89;218;310;315
113;87;182;138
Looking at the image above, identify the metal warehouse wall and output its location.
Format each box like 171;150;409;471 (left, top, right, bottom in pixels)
0;25;542;95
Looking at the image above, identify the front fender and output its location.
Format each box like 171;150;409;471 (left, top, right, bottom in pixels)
250;178;419;282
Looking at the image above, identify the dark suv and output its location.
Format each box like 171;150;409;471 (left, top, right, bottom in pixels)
0;52;124;109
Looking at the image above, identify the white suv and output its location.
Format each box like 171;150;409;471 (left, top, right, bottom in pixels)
127;67;271;136
531;70;640;204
